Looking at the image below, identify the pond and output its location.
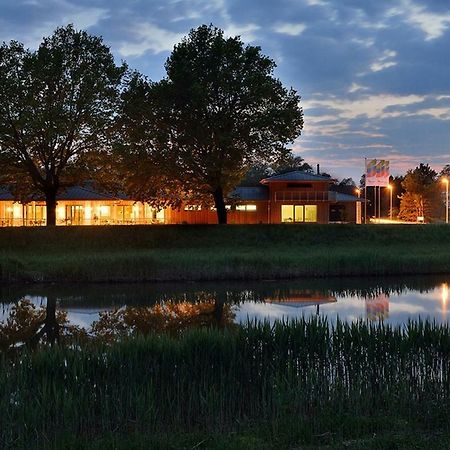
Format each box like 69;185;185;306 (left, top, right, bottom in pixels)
1;275;449;331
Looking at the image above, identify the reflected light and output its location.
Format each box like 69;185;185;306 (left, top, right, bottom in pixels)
442;283;449;313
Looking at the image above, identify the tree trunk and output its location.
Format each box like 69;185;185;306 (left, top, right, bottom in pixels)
213;187;227;224
44;296;60;344
45;190;57;226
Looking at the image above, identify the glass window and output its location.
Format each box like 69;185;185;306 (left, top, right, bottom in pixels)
281;205;294;222
304;205;317;222
236;204;257;211
294;205;304;222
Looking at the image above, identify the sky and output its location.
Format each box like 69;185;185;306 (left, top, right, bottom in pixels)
1;0;450;181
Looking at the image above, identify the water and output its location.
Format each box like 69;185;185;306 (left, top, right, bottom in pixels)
1;275;449;332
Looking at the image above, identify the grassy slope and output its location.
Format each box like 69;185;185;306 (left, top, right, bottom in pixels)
1;224;450;282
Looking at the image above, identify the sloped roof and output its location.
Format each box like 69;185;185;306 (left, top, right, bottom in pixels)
335;192;363;203
229;186;268;201
0;188;14;201
58;185;127;201
260;170;334;183
0;185;128;202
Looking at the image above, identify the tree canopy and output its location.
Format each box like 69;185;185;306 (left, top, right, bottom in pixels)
119;25;304;223
398;164;441;222
0;25;126;225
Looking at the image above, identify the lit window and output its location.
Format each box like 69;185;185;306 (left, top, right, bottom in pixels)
281;204;317;223
236;204;257;211
304;205;317;222
281;205;294;222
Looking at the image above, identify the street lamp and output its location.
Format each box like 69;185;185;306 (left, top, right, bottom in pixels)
443;178;449;224
355;188;361;198
387;184;393;220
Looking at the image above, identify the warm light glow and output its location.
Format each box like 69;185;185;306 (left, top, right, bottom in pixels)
99;205;110;216
442;283;449;310
387;184;393;190
443;177;449;185
57;206;65;220
85;206;92;220
12;204;22;219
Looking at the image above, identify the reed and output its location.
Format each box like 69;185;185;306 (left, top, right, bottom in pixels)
1;224;450;282
2;318;450;448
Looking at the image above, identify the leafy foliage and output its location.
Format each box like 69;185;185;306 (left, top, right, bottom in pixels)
398;164;441;222
0;25;126;225
119;25;303;223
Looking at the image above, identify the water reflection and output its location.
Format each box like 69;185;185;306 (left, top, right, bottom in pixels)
1;276;450;350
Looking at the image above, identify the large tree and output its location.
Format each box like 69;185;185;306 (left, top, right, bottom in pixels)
0;25;126;225
120;25;303;223
398;164;441;222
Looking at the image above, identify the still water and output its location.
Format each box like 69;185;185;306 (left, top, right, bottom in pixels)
1;275;449;331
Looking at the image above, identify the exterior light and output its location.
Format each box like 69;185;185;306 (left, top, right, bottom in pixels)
387;184;393;220
443;178;449;224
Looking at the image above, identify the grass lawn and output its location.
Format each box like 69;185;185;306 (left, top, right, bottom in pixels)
1;224;450;282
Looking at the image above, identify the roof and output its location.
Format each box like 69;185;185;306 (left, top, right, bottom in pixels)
0;184;128;202
229;186;268;201
260;170;334;184
58;185;127;201
335;192;363;202
0;188;14;201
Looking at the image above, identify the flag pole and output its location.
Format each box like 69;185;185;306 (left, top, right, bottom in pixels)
364;158;367;223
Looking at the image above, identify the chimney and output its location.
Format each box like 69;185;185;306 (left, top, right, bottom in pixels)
316;164;320;175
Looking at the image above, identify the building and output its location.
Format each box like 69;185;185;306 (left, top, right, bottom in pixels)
0;171;362;226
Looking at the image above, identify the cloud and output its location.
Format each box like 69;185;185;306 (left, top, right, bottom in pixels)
370;50;397;72
273;22;306;36
118;22;184;56
389;0;450;41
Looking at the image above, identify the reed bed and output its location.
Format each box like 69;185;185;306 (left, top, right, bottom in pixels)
2;318;450;448
1;224;450;282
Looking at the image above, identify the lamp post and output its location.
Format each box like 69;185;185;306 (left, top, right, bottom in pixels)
443;178;449;224
387;184;393;220
355;188;361;224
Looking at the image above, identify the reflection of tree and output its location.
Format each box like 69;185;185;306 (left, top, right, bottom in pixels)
0;298;87;352
92;301;235;342
0;299;235;351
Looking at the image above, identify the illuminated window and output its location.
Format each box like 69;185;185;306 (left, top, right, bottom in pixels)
236;204;257;211
281;205;294;222
304;205;317;222
294;205;304;222
281;205;317;223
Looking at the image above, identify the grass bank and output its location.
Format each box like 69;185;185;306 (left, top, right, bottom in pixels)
2;319;450;449
1;224;450;282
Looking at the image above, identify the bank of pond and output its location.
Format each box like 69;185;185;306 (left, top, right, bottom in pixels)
2;276;450;448
2;224;450;282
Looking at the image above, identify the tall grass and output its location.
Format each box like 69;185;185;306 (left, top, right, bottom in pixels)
1;224;450;282
2;318;450;448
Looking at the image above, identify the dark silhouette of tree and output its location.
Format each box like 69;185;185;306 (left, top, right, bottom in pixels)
398;164;440;222
440;164;450;178
240;151;311;186
0;25;126;225
119;25;303;224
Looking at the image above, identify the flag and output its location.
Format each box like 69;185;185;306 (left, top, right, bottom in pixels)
366;159;390;187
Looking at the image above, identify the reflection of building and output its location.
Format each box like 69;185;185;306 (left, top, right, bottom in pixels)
0;170;362;226
365;294;389;321
264;289;337;308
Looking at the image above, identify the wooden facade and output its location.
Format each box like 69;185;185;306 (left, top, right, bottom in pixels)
0;171;362;226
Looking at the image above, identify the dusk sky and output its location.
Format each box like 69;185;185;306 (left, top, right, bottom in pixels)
1;0;450;181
